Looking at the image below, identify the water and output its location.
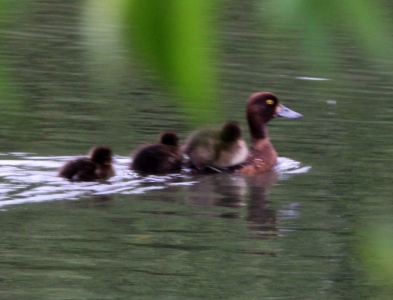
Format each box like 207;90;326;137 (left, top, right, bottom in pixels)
0;153;309;208
1;1;393;299
1;153;312;299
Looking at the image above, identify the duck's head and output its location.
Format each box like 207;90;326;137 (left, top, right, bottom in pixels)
247;92;302;123
220;121;242;143
160;132;179;146
246;92;302;139
89;146;113;165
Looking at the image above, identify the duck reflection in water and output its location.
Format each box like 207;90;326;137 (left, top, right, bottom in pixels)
245;172;278;239
187;171;279;239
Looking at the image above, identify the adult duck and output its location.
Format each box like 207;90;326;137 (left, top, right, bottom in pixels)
131;132;183;174
239;92;302;175
183;121;248;172
58;146;115;181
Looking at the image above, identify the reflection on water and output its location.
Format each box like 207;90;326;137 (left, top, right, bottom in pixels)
187;171;282;239
0;152;314;297
0;152;309;259
0;153;311;298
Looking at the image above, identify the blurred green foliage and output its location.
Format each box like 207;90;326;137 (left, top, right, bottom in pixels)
123;0;220;126
265;0;393;70
0;0;29;140
121;1;393;291
359;222;393;300
122;0;393;125
361;223;393;284
0;0;391;295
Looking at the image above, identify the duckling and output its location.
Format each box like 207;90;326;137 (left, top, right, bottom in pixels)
183;121;248;172
131;132;183;174
239;92;302;175
58;146;115;181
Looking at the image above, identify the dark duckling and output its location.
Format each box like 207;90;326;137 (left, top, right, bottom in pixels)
131;132;183;175
239;92;302;175
58;146;115;181
183;121;248;172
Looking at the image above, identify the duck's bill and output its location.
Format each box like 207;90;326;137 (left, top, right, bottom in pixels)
276;104;303;118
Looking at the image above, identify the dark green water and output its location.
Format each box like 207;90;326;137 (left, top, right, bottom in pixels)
1;1;393;299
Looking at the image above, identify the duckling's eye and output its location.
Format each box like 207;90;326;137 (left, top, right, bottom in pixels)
266;99;274;105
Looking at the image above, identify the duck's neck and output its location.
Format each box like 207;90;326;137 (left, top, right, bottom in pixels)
248;115;268;141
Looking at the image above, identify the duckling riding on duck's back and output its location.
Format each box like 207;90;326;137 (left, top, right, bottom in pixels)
183;121;248;172
239;92;302;175
183;92;302;175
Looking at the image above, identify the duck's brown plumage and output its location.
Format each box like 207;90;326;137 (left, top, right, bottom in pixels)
131;132;183;175
58;146;115;181
239;92;302;175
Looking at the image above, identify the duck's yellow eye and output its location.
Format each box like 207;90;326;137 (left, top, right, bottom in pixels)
266;99;274;105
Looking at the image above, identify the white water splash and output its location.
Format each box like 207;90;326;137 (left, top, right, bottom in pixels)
0;153;310;208
275;157;312;180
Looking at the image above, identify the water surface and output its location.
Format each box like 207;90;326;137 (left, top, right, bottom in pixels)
1;1;393;299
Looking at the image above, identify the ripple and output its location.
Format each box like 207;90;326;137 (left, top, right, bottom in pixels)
275;157;312;180
296;76;330;81
0;153;310;208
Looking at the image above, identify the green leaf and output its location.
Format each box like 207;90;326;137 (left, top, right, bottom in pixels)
124;0;220;126
264;0;393;69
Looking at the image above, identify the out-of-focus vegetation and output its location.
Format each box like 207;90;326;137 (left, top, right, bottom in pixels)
82;0;127;90
0;0;15;103
123;0;219;126
122;0;393;290
265;0;393;70
0;0;30;141
2;0;393;126
121;0;393;125
0;0;393;296
360;222;393;299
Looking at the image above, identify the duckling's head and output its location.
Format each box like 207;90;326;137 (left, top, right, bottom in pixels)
89;146;113;165
220;121;242;143
160;132;179;146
